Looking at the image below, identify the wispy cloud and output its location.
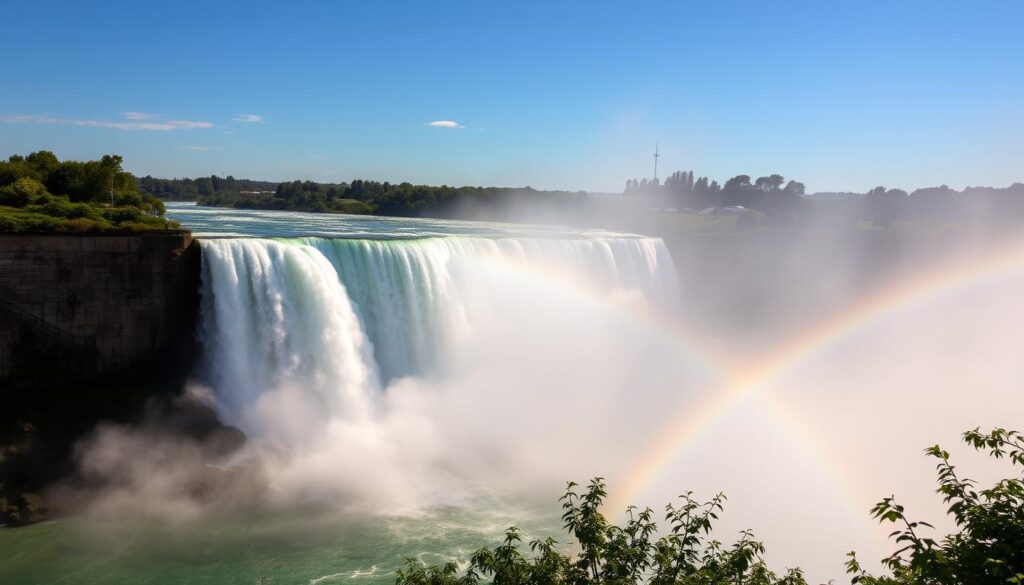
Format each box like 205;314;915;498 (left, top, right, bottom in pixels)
427;120;464;129
0;113;213;131
180;145;219;151
233;114;264;123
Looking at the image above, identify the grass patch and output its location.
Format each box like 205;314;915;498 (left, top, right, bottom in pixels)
0;205;178;233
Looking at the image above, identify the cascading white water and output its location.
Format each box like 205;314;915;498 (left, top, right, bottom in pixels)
199;239;381;438
305;236;679;383
198;235;680;442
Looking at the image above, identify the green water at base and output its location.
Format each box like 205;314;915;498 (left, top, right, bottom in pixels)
0;507;555;585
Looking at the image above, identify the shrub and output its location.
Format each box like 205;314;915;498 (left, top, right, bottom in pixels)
396;478;807;585
33;199;99;220
118;218;179;231
0;177;48;208
102;206;145;224
333;198;375;214
0;208;63;232
61;217;110;232
848;427;1024;585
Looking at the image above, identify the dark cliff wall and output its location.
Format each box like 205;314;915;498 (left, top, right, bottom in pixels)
0;232;222;524
0;232;201;388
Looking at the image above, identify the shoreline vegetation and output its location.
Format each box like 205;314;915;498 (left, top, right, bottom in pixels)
398;428;1024;585
140;174;589;219
4;150;1021;234
138;170;1024;232
0;152;177;233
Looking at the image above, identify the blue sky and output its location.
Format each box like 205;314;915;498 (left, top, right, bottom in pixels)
1;0;1021;192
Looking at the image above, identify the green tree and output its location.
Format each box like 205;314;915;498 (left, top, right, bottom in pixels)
848;427;1024;584
783;181;805;196
865;187;907;227
755;175;785;196
396;478;806;585
722;175;756;207
0;177;49;207
723;175;751;193
25;150;60;178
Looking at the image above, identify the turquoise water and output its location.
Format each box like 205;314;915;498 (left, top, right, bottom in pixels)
163;201;630;240
0;506;558;585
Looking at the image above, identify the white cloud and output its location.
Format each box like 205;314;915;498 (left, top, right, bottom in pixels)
233;114;264;123
1;113;213;131
427;120;464;129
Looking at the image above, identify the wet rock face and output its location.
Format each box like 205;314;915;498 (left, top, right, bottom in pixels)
0;421;48;526
0;232;201;387
0;492;48;527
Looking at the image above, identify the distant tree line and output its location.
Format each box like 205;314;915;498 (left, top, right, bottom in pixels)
628;168;1024;227
140;168;1024;228
136;175;278;202
145;175;588;218
864;183;1024;227
626;170;806;214
0;151;175;232
198;179;376;214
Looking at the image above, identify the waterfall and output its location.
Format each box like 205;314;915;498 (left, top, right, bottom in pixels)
199;239;381;434
198;235;679;437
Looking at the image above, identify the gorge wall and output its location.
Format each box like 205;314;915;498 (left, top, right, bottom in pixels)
0;232;200;388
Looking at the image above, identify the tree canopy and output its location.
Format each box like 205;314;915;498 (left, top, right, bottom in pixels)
0;151;176;232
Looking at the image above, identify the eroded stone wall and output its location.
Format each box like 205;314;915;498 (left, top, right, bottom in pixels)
0;232;200;386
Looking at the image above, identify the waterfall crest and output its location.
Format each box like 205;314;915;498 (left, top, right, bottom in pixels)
199;235;679;436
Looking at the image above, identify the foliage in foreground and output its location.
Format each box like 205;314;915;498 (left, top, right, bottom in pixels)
0;151;177;232
847;427;1024;585
395;428;1024;585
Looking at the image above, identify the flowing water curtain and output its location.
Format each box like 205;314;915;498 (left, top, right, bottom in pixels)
198;235;681;438
310;237;475;383
307;236;680;384
199;238;381;437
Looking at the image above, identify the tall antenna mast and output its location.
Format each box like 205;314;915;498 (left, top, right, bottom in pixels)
653;143;660;183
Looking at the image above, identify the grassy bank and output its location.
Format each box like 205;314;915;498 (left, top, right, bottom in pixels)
1;152;178;233
0;203;177;233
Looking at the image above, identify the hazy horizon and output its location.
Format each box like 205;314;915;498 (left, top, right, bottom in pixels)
90;167;1024;196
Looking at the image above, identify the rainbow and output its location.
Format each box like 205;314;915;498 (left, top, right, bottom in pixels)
608;237;1024;513
440;235;1024;521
